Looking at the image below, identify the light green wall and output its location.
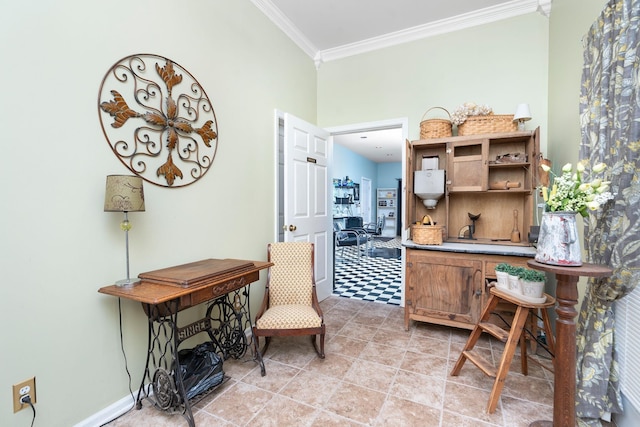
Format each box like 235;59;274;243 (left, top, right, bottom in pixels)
0;0;316;425
548;0;607;168
317;13;550;154
548;0;609;305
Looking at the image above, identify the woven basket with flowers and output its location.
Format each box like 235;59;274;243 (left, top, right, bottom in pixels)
451;102;517;136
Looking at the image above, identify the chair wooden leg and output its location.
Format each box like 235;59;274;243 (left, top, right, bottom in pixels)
520;325;529;376
311;334;325;358
251;330;267;376
254;335;271;358
252;330;260;356
450;325;483;376
529;309;539;354
262;336;271;356
451;294;501;376
487;306;530;413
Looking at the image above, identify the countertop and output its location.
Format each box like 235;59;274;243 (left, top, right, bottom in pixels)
403;239;537;258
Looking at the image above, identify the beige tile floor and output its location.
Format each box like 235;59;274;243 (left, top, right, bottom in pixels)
109;296;559;427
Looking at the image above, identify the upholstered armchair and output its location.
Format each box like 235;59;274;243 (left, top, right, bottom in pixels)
252;242;325;376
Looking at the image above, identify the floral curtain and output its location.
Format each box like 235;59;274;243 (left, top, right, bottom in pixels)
577;0;640;425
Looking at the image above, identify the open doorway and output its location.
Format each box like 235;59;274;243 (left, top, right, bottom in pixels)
327;118;408;307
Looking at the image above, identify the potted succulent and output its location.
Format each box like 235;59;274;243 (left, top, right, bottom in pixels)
518;268;546;299
494;263;511;290
507;265;525;294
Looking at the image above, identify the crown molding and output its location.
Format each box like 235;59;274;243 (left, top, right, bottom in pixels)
253;0;552;67
537;0;552;17
250;0;318;58
318;0;552;64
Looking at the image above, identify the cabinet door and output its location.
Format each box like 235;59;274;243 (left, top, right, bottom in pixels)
407;254;483;325
447;139;488;191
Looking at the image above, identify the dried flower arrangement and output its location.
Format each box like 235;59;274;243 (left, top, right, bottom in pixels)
450;102;493;126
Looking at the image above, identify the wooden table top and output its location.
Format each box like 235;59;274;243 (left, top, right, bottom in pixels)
98;259;272;305
527;260;613;278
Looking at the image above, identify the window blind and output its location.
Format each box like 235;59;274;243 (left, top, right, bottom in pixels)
615;286;640;413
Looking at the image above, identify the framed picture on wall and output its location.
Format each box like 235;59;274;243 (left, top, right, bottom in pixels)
354;183;360;201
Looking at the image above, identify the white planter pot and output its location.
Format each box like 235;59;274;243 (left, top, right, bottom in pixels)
508;274;523;294
495;271;509;290
521;280;545;299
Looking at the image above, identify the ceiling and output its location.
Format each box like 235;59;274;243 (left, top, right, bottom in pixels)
253;0;550;62
252;0;551;163
333;128;404;164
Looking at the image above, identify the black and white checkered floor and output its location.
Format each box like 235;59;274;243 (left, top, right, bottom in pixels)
333;237;402;306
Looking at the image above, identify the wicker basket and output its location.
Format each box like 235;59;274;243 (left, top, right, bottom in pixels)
411;215;443;245
457;114;517;136
420;107;453;139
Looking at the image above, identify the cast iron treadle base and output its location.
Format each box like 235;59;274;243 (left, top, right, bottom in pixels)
135;285;263;427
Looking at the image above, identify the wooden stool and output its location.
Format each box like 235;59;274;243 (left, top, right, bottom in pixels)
450;287;556;414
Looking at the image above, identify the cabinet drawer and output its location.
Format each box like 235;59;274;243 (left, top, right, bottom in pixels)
179;272;258;308
184;287;217;307
485;258;529;279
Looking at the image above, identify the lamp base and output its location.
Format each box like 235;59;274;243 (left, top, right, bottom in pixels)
116;277;141;287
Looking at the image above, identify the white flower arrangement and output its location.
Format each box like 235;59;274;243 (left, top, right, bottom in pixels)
451;102;493;126
540;161;615;217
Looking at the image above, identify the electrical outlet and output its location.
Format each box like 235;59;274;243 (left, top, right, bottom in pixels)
12;377;36;413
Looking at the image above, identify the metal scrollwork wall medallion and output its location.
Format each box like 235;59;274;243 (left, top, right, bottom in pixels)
98;54;218;187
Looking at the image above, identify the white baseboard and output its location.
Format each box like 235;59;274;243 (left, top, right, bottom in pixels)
73;393;137;427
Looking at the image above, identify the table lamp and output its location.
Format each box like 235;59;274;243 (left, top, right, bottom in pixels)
513;103;532;131
104;175;145;287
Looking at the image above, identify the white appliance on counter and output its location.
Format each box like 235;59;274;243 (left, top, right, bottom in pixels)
414;156;445;209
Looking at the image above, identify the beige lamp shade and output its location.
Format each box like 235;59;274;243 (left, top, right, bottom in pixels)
104;175;145;212
513;104;532;122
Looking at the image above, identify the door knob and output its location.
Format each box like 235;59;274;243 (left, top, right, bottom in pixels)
283;224;297;231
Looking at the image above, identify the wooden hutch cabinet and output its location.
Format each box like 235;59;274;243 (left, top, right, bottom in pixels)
404;128;541;330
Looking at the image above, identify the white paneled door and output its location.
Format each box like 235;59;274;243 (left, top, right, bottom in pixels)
282;113;332;301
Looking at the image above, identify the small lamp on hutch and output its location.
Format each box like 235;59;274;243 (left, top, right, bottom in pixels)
104;175;145;287
513;103;532;131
